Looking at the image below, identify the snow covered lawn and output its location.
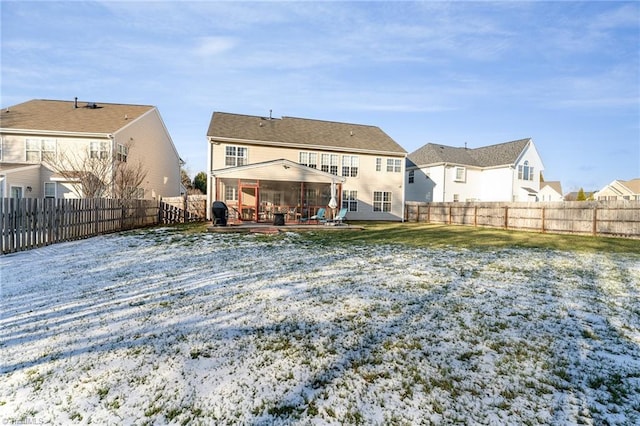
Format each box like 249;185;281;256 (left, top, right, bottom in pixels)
1;227;639;425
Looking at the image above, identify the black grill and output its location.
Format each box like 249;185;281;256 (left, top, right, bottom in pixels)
211;201;228;226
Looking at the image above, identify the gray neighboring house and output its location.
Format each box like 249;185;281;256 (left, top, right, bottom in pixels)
406;138;545;202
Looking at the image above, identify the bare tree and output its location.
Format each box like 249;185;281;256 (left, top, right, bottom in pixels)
48;141;147;199
113;157;148;199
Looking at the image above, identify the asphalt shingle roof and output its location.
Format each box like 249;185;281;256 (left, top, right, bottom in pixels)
541;181;563;194
207;112;406;155
620;178;640;194
407;138;531;168
0;99;154;134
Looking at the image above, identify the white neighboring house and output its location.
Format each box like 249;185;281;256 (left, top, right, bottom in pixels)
0;99;182;200
595;178;640;201
405;138;544;202
539;181;564;201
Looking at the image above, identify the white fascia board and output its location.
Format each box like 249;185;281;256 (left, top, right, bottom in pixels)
211;158;346;183
415;161;485;170
1;128;111;139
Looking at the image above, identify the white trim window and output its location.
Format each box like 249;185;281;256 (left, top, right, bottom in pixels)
299;152;317;169
44;182;56;199
376;157;382;172
117;144;128;162
518;161;534;181
386;158;394;172
91;141;110;159
342;190;358;211
321;154;339;175
26;138;56;163
454;167;466;182
342;155;359;177
225;184;238;201
386;158;402;173
408;170;415;184
373;191;391;212
225;146;247;167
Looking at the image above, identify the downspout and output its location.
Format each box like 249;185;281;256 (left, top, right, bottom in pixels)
400;157;406;222
510;165;515;202
206;137;213;220
442;163;447;202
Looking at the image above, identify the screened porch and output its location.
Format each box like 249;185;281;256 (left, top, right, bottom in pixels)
217;178;341;224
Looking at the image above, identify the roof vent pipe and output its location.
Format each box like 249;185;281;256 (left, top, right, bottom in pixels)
74;97;78;108
269;109;272;120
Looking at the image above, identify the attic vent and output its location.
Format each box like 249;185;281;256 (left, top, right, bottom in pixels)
85;102;98;109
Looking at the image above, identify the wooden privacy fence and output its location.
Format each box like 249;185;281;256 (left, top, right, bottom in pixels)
1;198;207;254
405;201;640;239
161;195;207;222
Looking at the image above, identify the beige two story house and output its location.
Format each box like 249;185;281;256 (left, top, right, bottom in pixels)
0;99;182;200
206;112;407;222
596;178;640;201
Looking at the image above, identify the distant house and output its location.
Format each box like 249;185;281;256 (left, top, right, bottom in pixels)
206;112;407;222
406;138;544;202
564;190;596;201
539;181;564;201
595;178;640;201
0;99;182;200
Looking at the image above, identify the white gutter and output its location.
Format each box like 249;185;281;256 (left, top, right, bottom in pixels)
0;128;111;139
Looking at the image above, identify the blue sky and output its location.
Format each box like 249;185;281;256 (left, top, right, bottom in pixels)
2;1;638;192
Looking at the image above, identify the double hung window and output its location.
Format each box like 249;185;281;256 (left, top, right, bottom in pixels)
342;190;358;211
225;146;247;167
342;155;359;177
91;141;109;159
299;152;318;169
373;191;392;212
26;139;56;162
321;154;339;175
117;144;128;162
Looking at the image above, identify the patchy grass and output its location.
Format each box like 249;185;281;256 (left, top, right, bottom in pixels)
2;225;638;424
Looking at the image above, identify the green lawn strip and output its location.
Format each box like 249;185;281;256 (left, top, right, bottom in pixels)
163;221;639;254
305;222;640;254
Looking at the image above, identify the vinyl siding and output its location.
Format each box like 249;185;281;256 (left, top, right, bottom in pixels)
210;142;405;221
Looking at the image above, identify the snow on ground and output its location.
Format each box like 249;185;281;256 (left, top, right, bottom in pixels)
1;227;639;425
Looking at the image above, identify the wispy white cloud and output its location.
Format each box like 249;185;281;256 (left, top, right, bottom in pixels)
192;36;237;58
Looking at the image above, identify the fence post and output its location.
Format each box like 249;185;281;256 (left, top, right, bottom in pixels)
592;206;598;236
504;206;509;229
541;206;546;233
